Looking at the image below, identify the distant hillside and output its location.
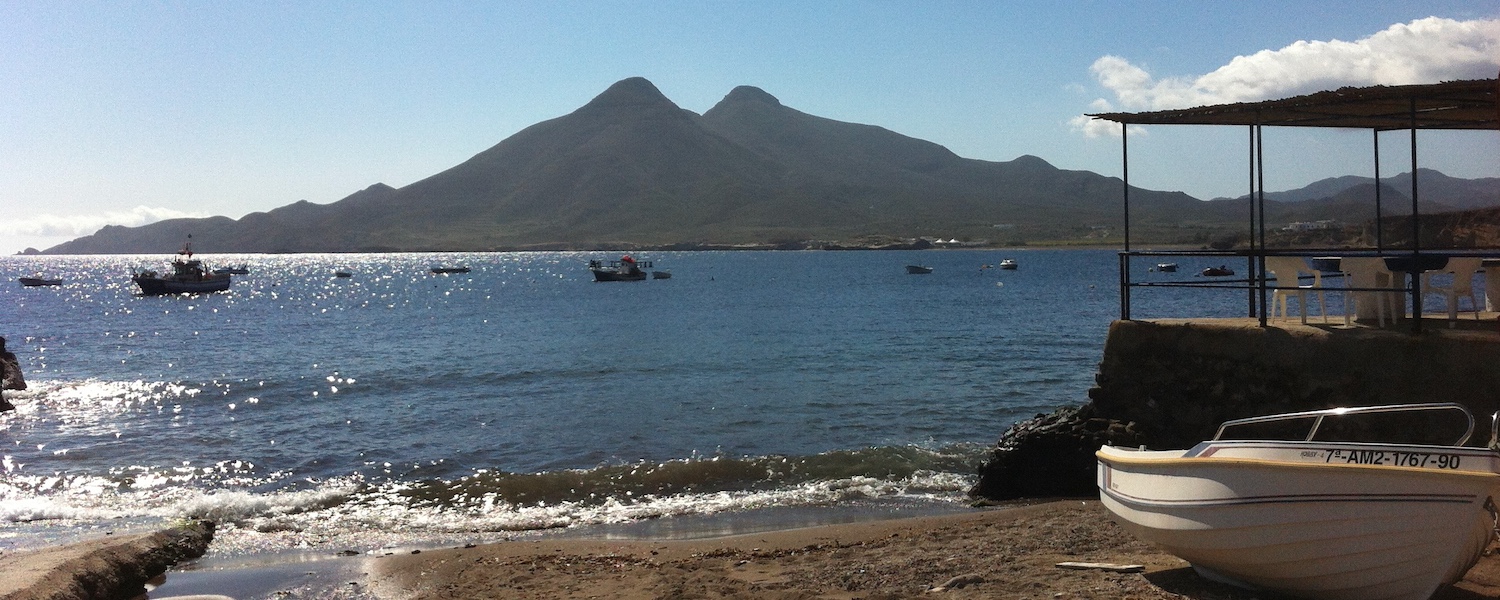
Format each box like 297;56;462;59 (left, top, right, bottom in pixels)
43;78;1500;254
1212;169;1499;209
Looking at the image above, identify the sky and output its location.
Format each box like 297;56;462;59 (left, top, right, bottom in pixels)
2;1;1498;254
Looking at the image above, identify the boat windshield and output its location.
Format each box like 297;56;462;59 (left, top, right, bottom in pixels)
1212;403;1475;447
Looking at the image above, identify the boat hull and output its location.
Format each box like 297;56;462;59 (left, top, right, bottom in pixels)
591;269;646;282
1098;444;1500;600
133;274;232;295
905;265;933;274
18;278;61;287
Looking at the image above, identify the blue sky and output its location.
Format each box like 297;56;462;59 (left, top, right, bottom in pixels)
3;1;1498;254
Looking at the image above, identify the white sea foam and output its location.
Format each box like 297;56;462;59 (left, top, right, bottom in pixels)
194;469;976;554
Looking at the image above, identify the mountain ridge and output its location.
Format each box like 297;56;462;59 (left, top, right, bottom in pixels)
41;78;1500;254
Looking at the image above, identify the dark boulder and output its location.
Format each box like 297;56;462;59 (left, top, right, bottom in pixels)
969;405;1144;502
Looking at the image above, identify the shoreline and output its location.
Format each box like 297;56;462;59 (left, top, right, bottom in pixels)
12;500;1500;599
146;497;977;598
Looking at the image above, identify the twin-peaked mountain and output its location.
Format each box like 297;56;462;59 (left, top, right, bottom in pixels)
45;78;1497;253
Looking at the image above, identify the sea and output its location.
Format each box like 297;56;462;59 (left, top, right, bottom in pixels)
0;249;1248;594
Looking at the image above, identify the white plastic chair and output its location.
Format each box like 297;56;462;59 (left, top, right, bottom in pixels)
1340;257;1400;327
1423;257;1484;328
1265;257;1327;325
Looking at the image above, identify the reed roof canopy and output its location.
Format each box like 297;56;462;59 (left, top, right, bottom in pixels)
1089;78;1498;131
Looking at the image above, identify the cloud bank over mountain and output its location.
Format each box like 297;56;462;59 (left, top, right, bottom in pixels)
1074;17;1500;137
3;206;203;241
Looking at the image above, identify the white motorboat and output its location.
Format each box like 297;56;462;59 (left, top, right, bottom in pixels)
1097;403;1500;600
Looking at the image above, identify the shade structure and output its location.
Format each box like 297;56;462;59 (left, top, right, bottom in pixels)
1090;78;1497;131
1093;76;1499;330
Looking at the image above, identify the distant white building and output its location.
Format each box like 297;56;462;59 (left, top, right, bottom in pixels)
1282;220;1339;232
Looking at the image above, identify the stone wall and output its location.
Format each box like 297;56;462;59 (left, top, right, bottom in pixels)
971;318;1500;502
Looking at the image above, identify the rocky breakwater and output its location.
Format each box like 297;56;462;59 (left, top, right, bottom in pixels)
969;404;1144;501
0;521;214;600
970;318;1500;502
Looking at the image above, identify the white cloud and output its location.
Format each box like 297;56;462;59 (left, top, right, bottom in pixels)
0;206;204;238
1069;98;1139;138
1074;17;1500;137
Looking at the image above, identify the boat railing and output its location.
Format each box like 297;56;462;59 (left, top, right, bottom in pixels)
1213;402;1475;446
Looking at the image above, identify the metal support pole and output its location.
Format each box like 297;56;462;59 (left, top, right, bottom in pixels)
1247;125;1258;318
1120;123;1131;320
1409;95;1423;333
1373;130;1383;252
1256;123;1268;327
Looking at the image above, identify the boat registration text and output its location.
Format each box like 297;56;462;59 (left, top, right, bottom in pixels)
1318;449;1462;469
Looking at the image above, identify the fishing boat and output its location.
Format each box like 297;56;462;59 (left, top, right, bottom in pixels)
430;266;470;274
906;265;933;274
1098;403;1500;600
18;277;62;287
1201;265;1234;277
213;265;250;275
132;240;232;295
999;259;1018;270
589;256;650;282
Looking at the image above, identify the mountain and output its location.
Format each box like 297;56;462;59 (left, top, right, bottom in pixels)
1212;169;1500;209
41;78;1497;254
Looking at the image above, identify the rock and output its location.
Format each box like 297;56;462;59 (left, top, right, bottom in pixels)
0;520;214;600
929;573;984;592
969;406;1144;501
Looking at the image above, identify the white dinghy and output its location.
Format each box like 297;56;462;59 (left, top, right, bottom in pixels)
1097;403;1500;600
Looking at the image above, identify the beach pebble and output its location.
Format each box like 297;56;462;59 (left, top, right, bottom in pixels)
929;573;984;592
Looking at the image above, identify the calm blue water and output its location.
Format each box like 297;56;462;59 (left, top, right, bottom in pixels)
0;249;1248;555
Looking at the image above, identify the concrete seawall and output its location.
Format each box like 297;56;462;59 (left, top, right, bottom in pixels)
972;317;1500;501
1089;318;1500;448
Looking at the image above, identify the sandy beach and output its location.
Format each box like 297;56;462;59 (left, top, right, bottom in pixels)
9;500;1500;599
364;500;1500;600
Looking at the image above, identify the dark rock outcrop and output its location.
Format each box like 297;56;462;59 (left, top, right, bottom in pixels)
0;520;214;600
968;405;1144;501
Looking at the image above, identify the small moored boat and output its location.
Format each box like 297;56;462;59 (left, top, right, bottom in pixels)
1200;265;1234;277
589;256;650;282
1098;403;1500;600
430;267;470;274
132;240;232;295
906;265;933;274
1155;262;1178;272
998;259;1018;270
18;277;62;287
